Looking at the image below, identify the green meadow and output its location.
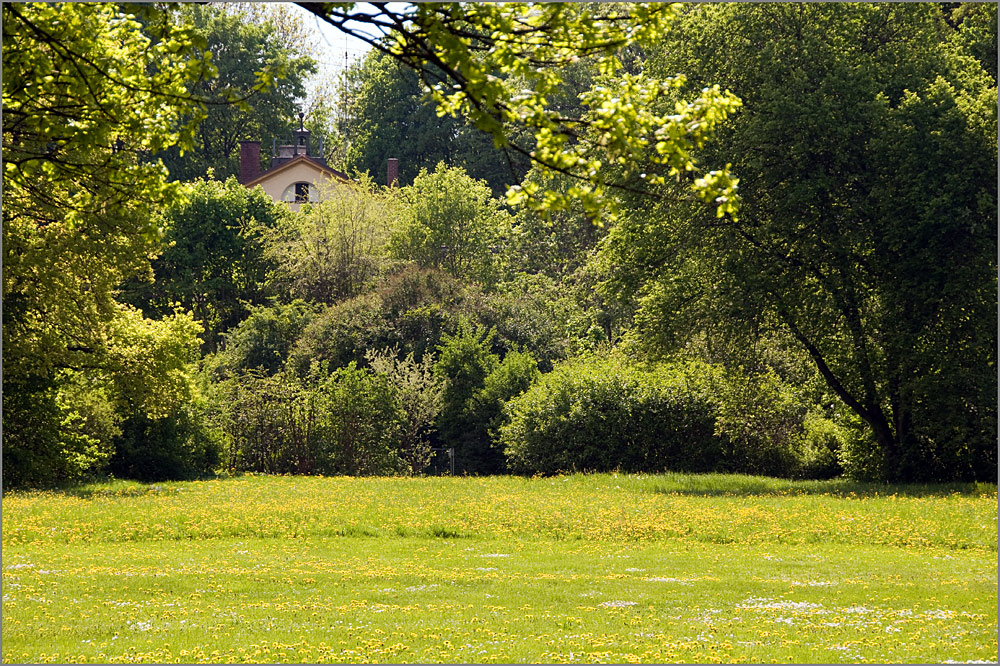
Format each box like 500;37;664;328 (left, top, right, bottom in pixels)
3;473;996;664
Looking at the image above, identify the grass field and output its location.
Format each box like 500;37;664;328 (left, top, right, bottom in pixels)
2;473;996;663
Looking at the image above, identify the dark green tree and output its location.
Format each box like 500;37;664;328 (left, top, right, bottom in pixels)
156;4;317;182
606;3;997;481
948;3;997;82
338;50;529;195
433;321;502;474
122;177;285;352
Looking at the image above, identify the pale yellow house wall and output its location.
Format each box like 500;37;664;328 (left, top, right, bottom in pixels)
253;161;341;212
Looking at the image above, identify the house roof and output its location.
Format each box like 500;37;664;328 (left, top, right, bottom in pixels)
243;154;351;188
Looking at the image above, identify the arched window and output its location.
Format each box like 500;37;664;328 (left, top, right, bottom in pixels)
281;181;318;203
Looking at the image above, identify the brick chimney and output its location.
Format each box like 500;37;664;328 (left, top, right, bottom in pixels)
239;141;261;184
387;157;399;187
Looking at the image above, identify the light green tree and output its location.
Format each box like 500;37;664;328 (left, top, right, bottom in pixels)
366;346;445;475
2;3;212;486
298;3;742;220
266;176;396;305
390;164;514;289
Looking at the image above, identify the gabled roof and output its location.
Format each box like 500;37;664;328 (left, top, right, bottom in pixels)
243;154;351;188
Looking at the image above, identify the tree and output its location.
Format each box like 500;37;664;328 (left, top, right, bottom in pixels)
155;4;317;182
365;347;445;475
2;3;213;486
3;304;205;487
222;2;345;165
606;3;997;481
433;321;502;474
338;50;529;195
122;177;285;352
948;3;997;83
208;300;318;378
389;163;514;289
265;175;395;305
297;3;742;220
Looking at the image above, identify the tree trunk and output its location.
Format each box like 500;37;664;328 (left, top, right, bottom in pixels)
779;306;900;480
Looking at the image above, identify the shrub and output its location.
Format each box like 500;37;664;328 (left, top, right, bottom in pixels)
464;349;542;473
377;266;468;362
313;364;407;476
501;356;726;475
287;293;393;373
837;414;888;482
1;374;112;488
377;265;467;318
433;321;501;473
393;304;456;364
270;267;581;383
212;300;317;377
464;276;574;371
109;402;222;481
218;364;406;476
501;355;839;477
366;346;445;474
216;369;310;474
425;321;544;474
471;350;541;420
474;350;541;434
894;368;997;482
287;271;467;374
794;411;847;480
712;368;807;477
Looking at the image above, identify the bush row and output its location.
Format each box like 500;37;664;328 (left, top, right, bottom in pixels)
501;355;845;478
210;348;849;480
214;361;431;477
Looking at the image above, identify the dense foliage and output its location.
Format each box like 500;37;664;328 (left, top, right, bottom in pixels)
607;3;997;481
3;2;994;487
390;164;515;288
216;364;407;476
502;357;722;475
155;4;317;182
266;176;395;304
122;177;285;352
2;3;212;487
501;356;836;477
338;51;529;195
